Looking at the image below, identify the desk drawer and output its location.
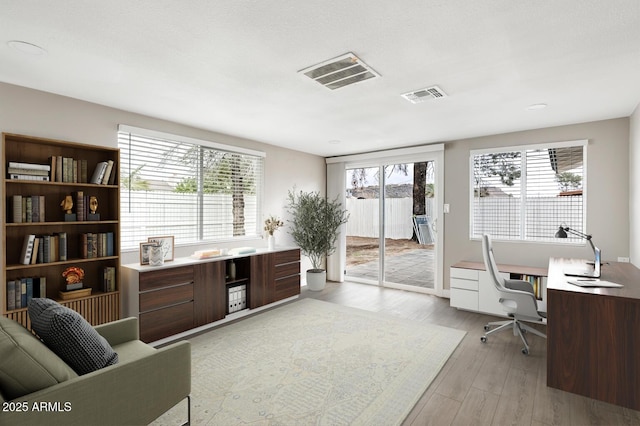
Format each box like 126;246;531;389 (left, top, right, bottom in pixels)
139;282;194;313
275;262;300;279
275;249;300;265
140;266;194;291
451;267;479;281
139;301;194;343
274;274;300;301
450;288;478;311
450;277;478;291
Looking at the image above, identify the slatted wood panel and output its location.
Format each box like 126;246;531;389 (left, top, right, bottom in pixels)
4;292;120;329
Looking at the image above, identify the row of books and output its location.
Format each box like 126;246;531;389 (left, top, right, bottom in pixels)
518;274;545;300
10;195;45;223
6;277;46;310
19;232;115;265
80;232;115;259
20;233;68;265
7;161;51;181
7;160;117;185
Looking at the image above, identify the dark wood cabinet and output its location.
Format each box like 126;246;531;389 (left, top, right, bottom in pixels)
123;248;300;343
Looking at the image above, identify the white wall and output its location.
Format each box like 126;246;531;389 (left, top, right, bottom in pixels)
0;82;325;273
630;103;640;266
444;118;630;289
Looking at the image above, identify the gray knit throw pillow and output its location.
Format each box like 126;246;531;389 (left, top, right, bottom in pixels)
28;298;118;375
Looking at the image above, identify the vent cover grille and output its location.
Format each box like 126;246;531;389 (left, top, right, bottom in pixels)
299;52;380;90
401;86;447;104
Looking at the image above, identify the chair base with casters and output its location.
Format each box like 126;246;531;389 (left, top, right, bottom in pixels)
480;315;546;355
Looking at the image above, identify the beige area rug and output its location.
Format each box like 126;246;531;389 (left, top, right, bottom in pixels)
154;298;466;425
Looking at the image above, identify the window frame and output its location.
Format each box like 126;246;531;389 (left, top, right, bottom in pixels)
469;139;588;244
118;125;265;251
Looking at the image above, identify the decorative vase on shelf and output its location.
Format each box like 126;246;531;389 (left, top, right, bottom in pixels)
268;234;275;250
149;244;164;267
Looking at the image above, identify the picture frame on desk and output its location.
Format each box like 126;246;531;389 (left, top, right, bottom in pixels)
139;242;155;265
148;235;174;261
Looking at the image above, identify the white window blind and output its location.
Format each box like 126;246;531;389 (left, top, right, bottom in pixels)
471;141;586;242
118;126;264;250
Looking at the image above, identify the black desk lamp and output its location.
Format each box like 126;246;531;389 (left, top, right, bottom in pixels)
554;226;597;255
555;226;602;275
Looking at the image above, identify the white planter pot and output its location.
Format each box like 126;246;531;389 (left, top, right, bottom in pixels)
306;269;326;291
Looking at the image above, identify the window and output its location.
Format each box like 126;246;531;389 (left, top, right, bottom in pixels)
470;140;586;242
118;125;264;250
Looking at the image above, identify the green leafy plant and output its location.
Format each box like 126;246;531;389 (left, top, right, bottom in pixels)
286;189;349;271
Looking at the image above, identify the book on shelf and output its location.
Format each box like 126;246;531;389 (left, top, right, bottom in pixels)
101;160;115;184
8;162;51;171
11;195;22;223
75;191;85;221
30;238;40;265
7;167;50;176
57;232;68;262
15;280;21;309
36;276;46;298
103;266;116;292
6;281;16;310
20;234;36;265
9;174;50;181
90;161;109;184
56;155;63;182
20;279;27;309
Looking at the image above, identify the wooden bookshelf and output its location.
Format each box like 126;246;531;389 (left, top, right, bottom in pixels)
2;133;120;327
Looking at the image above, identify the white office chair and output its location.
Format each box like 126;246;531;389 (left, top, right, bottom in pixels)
480;234;547;355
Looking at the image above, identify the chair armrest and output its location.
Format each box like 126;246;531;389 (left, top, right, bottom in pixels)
94;317;139;346
4;340;191;426
499;286;545;320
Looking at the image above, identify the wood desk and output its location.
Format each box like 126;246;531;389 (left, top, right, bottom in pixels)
546;258;640;410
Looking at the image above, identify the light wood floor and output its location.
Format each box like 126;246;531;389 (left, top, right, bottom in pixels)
300;281;640;426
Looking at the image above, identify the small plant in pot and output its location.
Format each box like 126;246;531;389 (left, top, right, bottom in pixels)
286;189;349;291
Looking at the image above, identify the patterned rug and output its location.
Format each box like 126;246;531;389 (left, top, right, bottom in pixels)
154;298;465;425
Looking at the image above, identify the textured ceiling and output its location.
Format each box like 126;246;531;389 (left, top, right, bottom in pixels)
1;1;639;157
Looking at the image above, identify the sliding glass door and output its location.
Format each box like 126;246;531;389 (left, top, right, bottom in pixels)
344;153;441;294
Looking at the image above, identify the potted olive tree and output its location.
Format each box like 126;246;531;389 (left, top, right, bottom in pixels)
286;189;349;291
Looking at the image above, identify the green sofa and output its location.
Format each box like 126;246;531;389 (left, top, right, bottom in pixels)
0;316;191;426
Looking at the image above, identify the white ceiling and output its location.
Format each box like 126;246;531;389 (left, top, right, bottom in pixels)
1;1;639;157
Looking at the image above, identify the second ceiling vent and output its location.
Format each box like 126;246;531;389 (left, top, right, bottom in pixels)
299;52;380;90
401;86;448;104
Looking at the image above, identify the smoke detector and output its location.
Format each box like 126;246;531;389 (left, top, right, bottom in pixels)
401;86;447;104
299;52;380;90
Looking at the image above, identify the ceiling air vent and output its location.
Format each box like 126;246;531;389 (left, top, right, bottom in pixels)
401;86;447;104
299;52;380;90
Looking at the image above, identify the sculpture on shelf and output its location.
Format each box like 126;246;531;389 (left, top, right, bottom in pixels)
89;196;98;214
60;195;73;214
62;266;84;285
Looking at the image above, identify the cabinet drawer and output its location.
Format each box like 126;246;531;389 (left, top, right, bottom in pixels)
139;302;194;343
275;262;300;279
450;267;479;280
450;277;478;291
139;282;194;313
275;249;300;265
274;274;300;301
450;288;479;311
140;266;194;291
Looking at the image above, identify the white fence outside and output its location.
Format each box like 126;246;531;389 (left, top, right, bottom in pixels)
472;196;583;241
121;191;258;249
345;198;435;239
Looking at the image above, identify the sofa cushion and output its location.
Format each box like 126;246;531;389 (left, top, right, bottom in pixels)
28;298;118;375
0;316;77;400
